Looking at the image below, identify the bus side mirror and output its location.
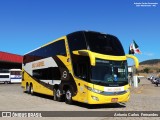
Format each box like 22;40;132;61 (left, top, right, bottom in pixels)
73;50;96;66
126;54;139;69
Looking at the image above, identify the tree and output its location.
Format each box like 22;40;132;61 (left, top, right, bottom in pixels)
143;68;150;73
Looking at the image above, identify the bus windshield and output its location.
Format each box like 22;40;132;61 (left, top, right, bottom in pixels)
84;32;125;56
91;59;128;86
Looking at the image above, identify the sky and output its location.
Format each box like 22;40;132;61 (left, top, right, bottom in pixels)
0;0;159;65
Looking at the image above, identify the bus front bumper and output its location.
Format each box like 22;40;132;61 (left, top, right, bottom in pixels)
87;91;130;104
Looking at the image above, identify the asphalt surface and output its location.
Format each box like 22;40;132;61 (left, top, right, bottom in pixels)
0;78;160;120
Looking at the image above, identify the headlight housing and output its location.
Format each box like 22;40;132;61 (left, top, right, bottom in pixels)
85;85;103;94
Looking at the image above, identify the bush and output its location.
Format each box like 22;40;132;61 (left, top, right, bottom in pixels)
143;68;150;73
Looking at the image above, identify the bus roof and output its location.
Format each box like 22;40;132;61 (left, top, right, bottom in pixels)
24;31;116;56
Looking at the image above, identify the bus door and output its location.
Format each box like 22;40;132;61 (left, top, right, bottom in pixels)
72;56;89;103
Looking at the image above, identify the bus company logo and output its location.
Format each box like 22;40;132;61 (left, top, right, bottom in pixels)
62;71;67;78
32;61;44;68
2;112;11;117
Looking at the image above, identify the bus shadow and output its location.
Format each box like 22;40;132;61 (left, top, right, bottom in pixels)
0;82;21;85
29;92;126;109
26;92;54;100
72;101;126;109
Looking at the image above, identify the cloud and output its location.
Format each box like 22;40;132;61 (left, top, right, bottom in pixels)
143;52;154;56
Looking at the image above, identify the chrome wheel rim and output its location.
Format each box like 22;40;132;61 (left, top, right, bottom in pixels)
66;90;71;100
56;89;61;98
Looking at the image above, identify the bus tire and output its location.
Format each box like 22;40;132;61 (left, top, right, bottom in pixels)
26;84;30;94
56;88;62;102
65;88;73;104
4;81;8;84
53;89;57;101
30;84;34;95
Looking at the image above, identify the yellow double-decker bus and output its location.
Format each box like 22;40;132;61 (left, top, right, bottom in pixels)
21;31;139;104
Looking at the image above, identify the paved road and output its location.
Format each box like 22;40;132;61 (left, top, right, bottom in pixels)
0;78;160;120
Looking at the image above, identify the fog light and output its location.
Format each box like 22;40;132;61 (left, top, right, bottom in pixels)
91;96;99;101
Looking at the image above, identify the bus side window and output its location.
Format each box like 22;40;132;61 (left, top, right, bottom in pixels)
11;71;14;75
74;63;88;81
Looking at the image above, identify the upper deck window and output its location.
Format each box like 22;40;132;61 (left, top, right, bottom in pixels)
67;31;125;56
67;32;87;53
84;32;125;56
24;40;66;64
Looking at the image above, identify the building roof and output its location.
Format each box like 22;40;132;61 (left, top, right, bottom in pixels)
0;51;23;63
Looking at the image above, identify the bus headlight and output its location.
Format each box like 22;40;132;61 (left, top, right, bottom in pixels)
92;89;103;94
85;86;103;94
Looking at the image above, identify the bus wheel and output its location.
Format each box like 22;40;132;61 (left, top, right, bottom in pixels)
26;84;30;94
53;89;57;101
30;85;34;95
65;89;73;104
56;89;62;102
4;81;8;84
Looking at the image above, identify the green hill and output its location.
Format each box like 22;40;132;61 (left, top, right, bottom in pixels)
140;59;160;65
137;59;160;76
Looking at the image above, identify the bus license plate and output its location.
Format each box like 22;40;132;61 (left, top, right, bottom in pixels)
111;98;118;102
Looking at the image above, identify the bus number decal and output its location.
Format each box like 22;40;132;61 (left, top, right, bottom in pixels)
62;71;67;78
